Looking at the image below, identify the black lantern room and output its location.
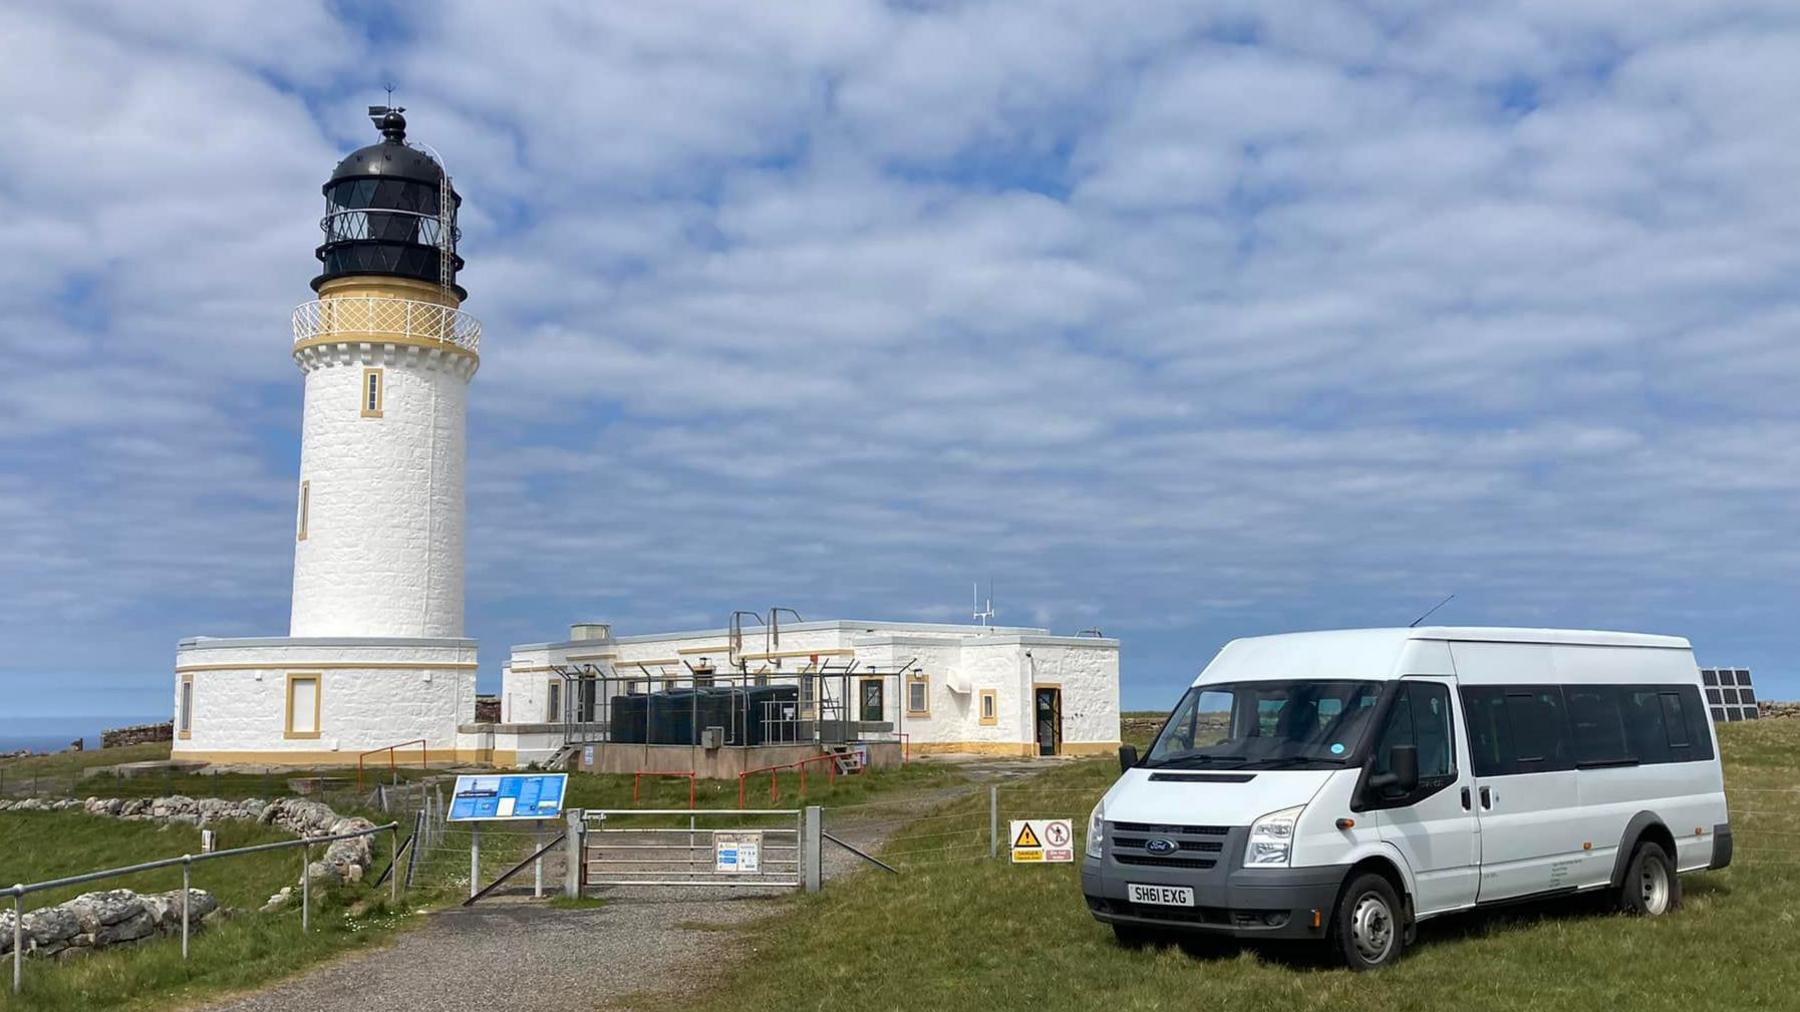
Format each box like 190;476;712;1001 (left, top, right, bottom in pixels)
313;106;465;298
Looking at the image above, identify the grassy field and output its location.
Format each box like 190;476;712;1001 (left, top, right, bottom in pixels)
650;719;1800;1012
0;755;969;1010
0;809;413;1012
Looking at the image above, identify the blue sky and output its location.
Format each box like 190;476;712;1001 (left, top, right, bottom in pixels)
3;0;1798;724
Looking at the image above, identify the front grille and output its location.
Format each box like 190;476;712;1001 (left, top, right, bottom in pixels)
1115;855;1216;869
1113;837;1222;853
1111;822;1229;836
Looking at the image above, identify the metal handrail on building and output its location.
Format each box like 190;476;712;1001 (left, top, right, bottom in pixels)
8;820;401;994
291;296;482;355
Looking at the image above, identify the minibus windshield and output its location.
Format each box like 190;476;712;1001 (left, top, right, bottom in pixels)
1144;680;1384;769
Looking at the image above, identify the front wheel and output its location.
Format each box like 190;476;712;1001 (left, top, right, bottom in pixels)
1619;842;1681;916
1329;873;1406;970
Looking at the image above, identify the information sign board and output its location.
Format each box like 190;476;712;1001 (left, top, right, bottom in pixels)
447;773;568;822
715;831;763;873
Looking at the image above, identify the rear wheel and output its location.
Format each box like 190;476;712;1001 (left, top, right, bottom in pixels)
1329;872;1406;970
1619;842;1681;916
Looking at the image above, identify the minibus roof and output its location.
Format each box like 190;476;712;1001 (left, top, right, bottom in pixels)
1195;627;1692;686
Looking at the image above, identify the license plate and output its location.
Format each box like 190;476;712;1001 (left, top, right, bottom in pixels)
1128;883;1194;907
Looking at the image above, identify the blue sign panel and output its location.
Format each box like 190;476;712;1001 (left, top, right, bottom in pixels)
447;773;568;822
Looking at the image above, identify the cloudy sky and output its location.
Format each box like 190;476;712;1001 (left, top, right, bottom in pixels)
2;0;1797;723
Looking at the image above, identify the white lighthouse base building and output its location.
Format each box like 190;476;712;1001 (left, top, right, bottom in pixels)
172;637;478;765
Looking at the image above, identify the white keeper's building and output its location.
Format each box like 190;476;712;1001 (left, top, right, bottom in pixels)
168;109;1121;769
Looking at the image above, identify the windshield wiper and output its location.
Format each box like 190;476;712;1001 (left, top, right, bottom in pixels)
1239;755;1349;770
1148;753;1249;769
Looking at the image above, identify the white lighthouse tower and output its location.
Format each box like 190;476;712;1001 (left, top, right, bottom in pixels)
172;107;481;765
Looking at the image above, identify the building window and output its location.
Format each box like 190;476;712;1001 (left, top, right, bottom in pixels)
285;674;321;740
361;368;384;417
547;680;563;723
296;480;310;542
979;690;998;726
906;674;930;716
178;676;194;740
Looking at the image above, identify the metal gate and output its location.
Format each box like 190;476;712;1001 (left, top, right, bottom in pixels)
579;808;812;890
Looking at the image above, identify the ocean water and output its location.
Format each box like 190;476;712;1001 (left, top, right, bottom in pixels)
0;717;162;756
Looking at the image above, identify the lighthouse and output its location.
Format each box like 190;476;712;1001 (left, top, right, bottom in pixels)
290;106;476;639
171;108;481;764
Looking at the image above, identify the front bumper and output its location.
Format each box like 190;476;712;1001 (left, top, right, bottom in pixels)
1082;857;1345;940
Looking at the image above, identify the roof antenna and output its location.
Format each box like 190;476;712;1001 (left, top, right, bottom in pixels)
1409;593;1456;628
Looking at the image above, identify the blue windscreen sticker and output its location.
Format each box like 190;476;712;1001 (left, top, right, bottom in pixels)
1330;743;1346;755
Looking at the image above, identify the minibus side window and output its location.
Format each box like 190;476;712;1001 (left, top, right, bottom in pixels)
1566;686;1633;766
1502;687;1572;772
1678;684;1714;761
1620;688;1674;764
1368;682;1455;802
1460;687;1509;778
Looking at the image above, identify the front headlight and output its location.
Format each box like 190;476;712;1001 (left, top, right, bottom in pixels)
1245;805;1305;867
1085;801;1104;858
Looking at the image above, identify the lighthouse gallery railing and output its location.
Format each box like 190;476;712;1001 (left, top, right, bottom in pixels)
292;296;481;355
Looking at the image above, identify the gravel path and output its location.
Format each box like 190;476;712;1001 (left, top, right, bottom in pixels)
200;773;991;1012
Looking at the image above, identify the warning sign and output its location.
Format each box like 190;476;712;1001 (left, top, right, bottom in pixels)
715;831;763;874
1010;819;1074;864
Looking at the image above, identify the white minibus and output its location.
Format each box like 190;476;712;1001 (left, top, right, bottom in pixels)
1082;627;1731;969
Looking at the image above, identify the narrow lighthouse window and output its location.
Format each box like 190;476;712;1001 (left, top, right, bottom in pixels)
361;367;384;417
296;480;310;542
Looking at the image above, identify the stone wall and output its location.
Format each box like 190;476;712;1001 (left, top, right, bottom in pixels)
0;888;220;960
101;721;174;749
475;694;500;722
0;794;379;886
1760;701;1800;719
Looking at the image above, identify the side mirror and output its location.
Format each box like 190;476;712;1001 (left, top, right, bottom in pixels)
1118;745;1140;773
1370;744;1420;795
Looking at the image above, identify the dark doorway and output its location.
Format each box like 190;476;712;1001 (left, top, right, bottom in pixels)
861;679;885;723
1035;687;1063;756
577;676;599;723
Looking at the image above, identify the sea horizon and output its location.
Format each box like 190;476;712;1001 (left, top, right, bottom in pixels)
0;715;165;755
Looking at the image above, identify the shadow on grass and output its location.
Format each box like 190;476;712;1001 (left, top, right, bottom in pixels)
1113;872;1734;971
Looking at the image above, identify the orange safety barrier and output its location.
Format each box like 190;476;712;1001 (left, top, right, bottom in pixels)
357;739;427;791
738;753;844;808
633;770;697;809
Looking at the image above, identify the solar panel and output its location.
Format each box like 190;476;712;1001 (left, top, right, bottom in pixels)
1699;668;1760;721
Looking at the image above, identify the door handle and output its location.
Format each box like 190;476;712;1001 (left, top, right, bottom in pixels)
1479;786;1492;810
1460;787;1472;811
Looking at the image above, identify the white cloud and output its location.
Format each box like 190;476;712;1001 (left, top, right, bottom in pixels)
3;0;1799;708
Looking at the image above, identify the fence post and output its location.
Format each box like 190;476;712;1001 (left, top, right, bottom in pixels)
564;809;584;898
390;825;399;904
12;889;21;995
300;842;310;933
803;806;822;893
989;785;999;859
181;858;191;960
533;825;544;899
469;824;480;900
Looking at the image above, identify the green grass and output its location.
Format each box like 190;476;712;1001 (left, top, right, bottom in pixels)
0;756;968;1010
644;720;1800;1012
0;810;418;1012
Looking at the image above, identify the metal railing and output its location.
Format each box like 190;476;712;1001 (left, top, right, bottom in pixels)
8;821;400;994
292;296;481;355
357;739;428;791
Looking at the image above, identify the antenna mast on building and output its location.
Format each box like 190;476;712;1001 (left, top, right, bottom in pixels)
973;580;995;627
